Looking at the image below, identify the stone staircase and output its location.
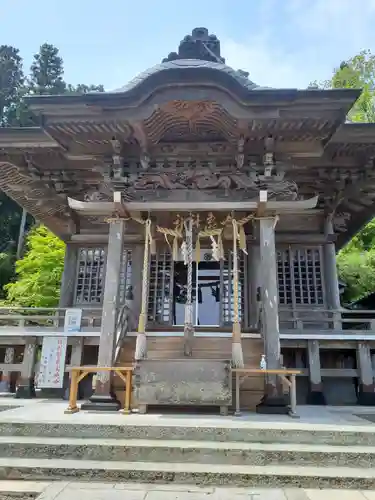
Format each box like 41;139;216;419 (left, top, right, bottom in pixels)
0;419;375;489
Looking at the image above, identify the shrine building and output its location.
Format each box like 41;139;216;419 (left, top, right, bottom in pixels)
1;27;375;412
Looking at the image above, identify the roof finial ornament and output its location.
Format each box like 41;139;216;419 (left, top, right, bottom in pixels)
162;27;225;63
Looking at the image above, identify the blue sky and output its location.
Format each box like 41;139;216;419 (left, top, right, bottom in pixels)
2;0;375;90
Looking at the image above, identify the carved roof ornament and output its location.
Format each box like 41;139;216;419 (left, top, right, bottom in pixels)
160;100;216;121
263;136;275;177
236;136;245;170
126;162;299;202
333;212;351;233
162;28;225;64
125;27;257;92
110;137;122;166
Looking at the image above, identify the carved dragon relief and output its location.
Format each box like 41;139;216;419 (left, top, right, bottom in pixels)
126;165;299;202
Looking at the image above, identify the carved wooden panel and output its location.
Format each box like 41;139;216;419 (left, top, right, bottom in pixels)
277;246;324;307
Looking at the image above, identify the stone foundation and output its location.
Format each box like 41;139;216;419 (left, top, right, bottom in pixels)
357;384;375;406
306;382;326;405
15;378;36;399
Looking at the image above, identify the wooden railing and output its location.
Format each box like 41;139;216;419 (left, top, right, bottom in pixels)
1;306;375;337
232;368;301;417
0;307;102;330
279;308;375;334
65;366;133;415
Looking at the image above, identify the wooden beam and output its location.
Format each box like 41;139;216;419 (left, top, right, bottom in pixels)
256;190;267;217
113;191;129;217
64;154;98;161
124;196;318;212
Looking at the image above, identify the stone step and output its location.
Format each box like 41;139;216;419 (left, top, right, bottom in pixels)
0;421;374;446
0;436;374;468
0;457;375;489
0;480;49;499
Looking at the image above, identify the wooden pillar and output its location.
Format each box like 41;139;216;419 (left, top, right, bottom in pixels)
69;338;84;399
248;243;261;330
16;208;27;259
256;216;287;414
15;338;37;399
357;342;375;405
2;347;14;393
59;244;78;308
307;340;326;405
82;219;126;411
324;219;341;310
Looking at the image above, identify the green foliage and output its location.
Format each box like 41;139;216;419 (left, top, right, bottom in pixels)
0;45;24;126
4;225;65;307
0;252;15;300
29;43;66;95
313;50;375;304
312;50;375;123
337;242;375;304
0;42;104;297
0;192;22;251
337;217;375;303
66;83;105;94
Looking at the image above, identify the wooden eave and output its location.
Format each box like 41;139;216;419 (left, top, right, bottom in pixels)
0;127;74;239
329;123;375;144
21;86;360;157
0;127;60;149
25;87;360;121
2;89;374;245
325;123;375;156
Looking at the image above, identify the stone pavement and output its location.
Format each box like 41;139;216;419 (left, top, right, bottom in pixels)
7;481;375;500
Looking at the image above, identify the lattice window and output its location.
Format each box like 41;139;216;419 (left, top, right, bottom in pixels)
75;248;106;304
118;250;132;305
148;251;172;324
277;249;292;305
277;247;324;306
222;250;245;324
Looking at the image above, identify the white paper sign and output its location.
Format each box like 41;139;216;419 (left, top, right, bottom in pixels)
38;336;67;388
64;308;82;333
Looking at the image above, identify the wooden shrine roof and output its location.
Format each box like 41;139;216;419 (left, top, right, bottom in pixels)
0;46;373;245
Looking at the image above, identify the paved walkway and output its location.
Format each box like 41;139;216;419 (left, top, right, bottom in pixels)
3;481;374;499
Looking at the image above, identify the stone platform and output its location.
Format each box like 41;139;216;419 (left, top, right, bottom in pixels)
2;399;375;491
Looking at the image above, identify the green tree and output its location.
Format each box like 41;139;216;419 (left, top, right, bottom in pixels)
0;45;25;126
313;50;375;122
29;43;66;95
67;83;104;93
0;192;23;250
3;225;65;307
315;50;375;303
0;251;16;300
337;237;375;303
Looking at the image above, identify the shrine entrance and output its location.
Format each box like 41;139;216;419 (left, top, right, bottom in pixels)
172;260;220;327
196;260;221;327
172;252;227;328
148;244;245;329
